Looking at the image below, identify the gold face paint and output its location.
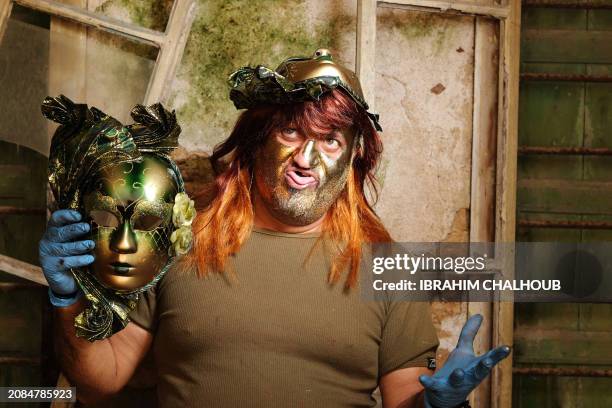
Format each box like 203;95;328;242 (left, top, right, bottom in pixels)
254;128;356;226
83;155;177;292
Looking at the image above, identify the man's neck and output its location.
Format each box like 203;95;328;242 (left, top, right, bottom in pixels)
252;192;324;234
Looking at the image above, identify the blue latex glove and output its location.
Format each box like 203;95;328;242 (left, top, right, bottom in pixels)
38;209;95;307
419;314;511;408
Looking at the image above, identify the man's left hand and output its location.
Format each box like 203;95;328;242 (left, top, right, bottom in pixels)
419;314;511;408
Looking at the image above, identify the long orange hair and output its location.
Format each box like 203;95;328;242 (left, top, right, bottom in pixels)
187;89;392;288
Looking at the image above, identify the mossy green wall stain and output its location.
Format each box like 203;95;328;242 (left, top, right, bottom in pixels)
378;10;468;55
97;0;172;32
171;0;353;148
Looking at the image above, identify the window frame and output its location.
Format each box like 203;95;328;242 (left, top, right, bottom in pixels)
0;0;196;104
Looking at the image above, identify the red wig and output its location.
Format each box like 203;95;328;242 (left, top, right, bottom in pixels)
188;89;392;288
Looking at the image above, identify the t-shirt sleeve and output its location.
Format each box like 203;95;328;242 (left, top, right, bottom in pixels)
129;283;158;333
378;300;439;377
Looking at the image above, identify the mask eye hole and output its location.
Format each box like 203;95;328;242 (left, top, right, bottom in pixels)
89;210;120;228
132;215;163;231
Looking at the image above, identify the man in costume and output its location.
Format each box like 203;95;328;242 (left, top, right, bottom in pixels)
40;49;510;407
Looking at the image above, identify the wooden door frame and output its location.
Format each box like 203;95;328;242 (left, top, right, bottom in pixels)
356;1;521;407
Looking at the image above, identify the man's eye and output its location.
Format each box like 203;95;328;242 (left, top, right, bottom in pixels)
89;210;120;228
282;128;297;136
325;138;340;148
132;215;163;231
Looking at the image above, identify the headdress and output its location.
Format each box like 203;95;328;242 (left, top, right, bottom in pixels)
228;49;382;132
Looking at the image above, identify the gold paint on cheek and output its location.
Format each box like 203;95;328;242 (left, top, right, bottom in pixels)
257;139;294;200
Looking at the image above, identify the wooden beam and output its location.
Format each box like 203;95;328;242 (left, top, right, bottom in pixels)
378;0;510;19
48;0;87;106
14;0;165;47
514;329;612;366
356;0;377;111
492;0;521;406
0;206;45;215
470;18;499;246
522;29;612;64
518;179;612;215
514;367;612;377
0;253;47;286
0;0;13;44
0;355;41;365
144;0;196;104
468;16;500;408
523;0;612;9
0;281;41;290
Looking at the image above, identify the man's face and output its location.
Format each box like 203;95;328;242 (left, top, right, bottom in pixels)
254;124;356;226
82;156;178;292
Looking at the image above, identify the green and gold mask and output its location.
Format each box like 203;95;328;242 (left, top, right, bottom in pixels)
83;155;178;292
43;95;194;340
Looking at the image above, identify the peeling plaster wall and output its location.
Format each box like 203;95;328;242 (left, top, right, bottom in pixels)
96;0;478;365
374;9;474;243
372;8;475;365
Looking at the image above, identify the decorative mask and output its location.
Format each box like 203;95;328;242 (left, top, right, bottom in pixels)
43;95;195;341
83;155;178;292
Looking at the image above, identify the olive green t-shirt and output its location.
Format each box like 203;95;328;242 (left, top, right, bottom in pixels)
129;228;438;407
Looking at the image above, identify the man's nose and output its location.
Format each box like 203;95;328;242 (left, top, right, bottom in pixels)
110;221;138;254
294;139;320;168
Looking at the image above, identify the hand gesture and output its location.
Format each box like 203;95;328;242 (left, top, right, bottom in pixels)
419;314;511;408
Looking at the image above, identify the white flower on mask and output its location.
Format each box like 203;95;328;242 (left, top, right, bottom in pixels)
172;192;196;228
170;192;196;255
170;225;193;256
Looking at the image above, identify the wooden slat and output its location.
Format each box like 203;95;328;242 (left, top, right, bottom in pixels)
492;0;522;406
521;72;612;82
378;0;510;18
0;206;45;215
470;18;499;245
514;329;612;365
468;16;499;408
522;29;612;63
519;219;612;229
519;146;612;155
514;367;612;377
0;281;40;290
356;0;377;112
523;0;612;9
0;355;40;365
0;254;46;285
48;0;87;112
144;0;196;104
518;178;612;214
14;0;165;47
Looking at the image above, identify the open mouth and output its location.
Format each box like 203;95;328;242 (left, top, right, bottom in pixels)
110;261;134;274
285;169;318;190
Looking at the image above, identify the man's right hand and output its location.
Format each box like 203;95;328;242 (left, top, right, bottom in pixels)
39;209;95;307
